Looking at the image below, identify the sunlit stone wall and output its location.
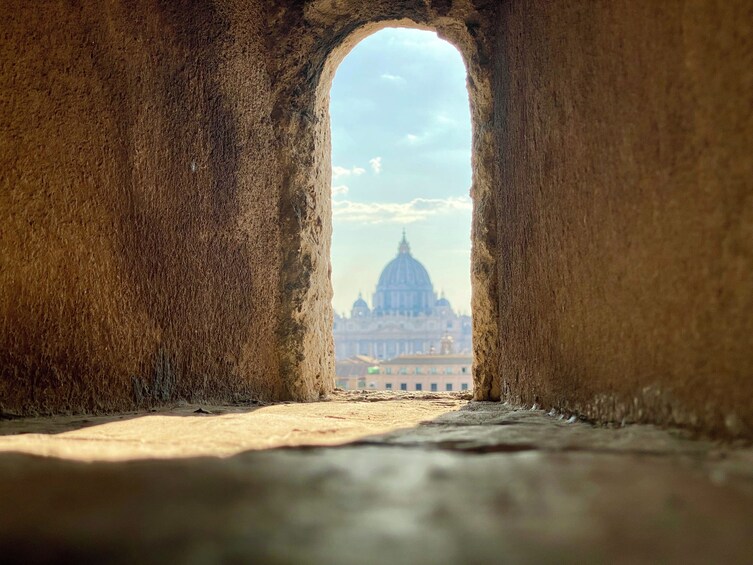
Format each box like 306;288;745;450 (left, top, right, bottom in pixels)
1;0;286;411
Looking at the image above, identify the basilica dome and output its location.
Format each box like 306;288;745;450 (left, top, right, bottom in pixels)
372;232;436;316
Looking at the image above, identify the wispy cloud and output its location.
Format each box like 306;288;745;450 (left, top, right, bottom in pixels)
332;165;366;179
399;113;466;147
380;73;405;83
369;157;382;174
331;185;349;196
332;196;471;224
434;112;457;126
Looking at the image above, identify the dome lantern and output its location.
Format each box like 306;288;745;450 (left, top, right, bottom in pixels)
398;228;410;255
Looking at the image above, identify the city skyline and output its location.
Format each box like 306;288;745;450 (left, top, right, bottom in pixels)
329;27;472;315
333;230;472;362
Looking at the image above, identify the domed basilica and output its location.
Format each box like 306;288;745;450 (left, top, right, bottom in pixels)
333;232;472;360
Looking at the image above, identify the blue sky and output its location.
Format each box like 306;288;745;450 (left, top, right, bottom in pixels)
330;28;472;316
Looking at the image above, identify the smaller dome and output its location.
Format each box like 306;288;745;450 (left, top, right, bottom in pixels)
351;292;370;318
435;291;451;308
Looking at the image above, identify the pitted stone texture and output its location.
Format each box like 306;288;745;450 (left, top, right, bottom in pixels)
488;0;753;437
0;399;751;564
1;0;284;412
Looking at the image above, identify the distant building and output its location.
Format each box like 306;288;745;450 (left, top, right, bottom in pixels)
370;333;473;392
335;335;473;392
333;232;472;360
334;355;380;390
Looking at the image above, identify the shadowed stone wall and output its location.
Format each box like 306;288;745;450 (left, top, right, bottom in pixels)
1;0;287;412
486;0;753;437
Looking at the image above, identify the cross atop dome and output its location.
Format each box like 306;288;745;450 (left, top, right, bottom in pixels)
398;229;411;255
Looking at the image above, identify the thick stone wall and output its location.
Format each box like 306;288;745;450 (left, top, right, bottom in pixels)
3;0;752;438
1;0;288;412
487;0;753;436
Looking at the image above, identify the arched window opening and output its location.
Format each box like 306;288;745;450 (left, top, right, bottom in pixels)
328;28;473;394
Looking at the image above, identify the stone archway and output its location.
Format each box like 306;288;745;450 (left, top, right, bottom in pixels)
268;2;501;401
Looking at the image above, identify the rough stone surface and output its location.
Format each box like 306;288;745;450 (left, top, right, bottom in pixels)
0;395;751;563
486;0;753;437
1;0;285;411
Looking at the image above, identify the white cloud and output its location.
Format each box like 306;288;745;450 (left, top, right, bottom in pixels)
332;196;472;225
332;165;366;179
331;185;349;196
369;157;382;174
380;73;405;83
399;113;466;147
434;112;456;126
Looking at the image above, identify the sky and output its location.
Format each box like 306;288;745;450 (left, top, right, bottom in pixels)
329;28;472;316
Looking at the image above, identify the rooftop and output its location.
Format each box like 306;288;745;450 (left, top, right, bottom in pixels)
380;354;473;365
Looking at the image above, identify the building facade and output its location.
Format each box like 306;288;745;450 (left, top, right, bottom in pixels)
373;352;473;392
335;335;473;392
333;233;472;360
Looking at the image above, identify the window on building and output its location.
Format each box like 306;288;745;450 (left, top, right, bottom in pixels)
415;383;423;391
385;383;393;390
358;380;366;389
444;367;453;374
414;367;422;374
430;367;437;374
461;367;468;374
400;383;407;391
446;383;453;391
430;383;437;392
399;367;407;375
461;383;469;390
385;367;392;375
